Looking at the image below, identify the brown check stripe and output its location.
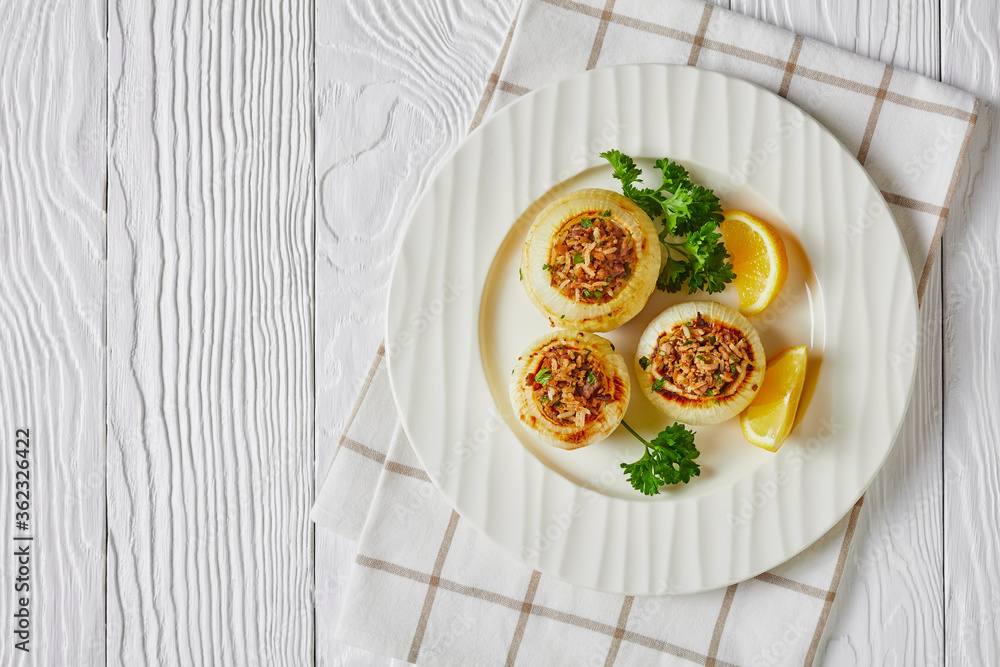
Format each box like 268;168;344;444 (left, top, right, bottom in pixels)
356;553;740;667
706;584;738;666
687;3;714;67
804;496;865;665
469;4;521;132
533;0;971;116
409;510;461;662
603;596;634;666
778;35;804;98
351;449;867;667
326;343;385;470
587;0;617;70
917;98;982;300
856;65;894;167
505;570;542;665
340;437;430;481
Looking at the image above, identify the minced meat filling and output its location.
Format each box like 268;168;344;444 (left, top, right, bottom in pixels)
647;313;755;400
524;345;612;427
546;211;636;304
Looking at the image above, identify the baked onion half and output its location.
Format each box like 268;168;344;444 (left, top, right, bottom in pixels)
510;331;629;449
635;301;765;425
520;188;660;332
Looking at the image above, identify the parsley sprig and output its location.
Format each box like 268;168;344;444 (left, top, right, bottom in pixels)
600;150;735;294
620;421;701;496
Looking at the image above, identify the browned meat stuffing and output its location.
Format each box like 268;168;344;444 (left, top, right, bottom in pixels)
646;313;755;400
546;212;636;304
524;345;611;427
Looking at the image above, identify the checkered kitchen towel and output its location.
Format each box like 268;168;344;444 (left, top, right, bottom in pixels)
313;0;980;664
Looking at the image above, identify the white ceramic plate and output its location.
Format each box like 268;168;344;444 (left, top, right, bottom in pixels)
386;64;917;595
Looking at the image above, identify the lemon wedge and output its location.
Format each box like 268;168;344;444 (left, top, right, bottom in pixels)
719;210;789;316
740;345;807;452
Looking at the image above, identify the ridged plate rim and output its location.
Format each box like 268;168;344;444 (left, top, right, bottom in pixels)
386;64;918;595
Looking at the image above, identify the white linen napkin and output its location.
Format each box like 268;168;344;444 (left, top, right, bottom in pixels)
316;352;864;666
314;0;979;664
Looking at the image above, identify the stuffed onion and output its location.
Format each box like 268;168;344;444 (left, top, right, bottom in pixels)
636;301;765;425
520;188;660;332
510;331;629;449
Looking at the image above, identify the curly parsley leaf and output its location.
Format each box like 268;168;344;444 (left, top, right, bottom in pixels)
658;217;733;294
653;158;691;194
601;149;663;219
620;422;701;495
656;252;692;293
601;150;734;294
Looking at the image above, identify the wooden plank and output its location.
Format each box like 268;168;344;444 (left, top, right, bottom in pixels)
106;0;314;663
941;0;1000;663
0;1;107;664
313;0;521;661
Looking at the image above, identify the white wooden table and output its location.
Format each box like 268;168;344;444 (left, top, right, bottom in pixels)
0;0;996;664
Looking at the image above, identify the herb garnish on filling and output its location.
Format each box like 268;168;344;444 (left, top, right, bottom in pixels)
524;345;613;427
649;313;755;400
548;213;637;304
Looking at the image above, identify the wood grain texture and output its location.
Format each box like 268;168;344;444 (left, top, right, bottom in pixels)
0;1;107;665
941;0;1000;663
731;0;939;77
106;0;313;664
313;0;517;663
